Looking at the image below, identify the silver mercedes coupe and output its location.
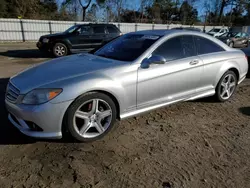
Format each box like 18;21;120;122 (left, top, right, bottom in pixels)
5;30;248;142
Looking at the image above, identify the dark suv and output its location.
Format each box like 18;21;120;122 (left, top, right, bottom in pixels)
37;24;122;57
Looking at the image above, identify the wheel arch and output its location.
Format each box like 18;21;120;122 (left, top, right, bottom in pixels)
214;61;240;87
51;39;71;51
61;89;122;137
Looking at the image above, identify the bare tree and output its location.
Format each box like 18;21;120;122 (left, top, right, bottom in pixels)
62;0;92;21
139;0;152;22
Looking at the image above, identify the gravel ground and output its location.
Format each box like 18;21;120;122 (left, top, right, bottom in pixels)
0;44;250;188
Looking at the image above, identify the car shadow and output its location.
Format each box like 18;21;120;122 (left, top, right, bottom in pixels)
0;78;37;145
190;96;216;103
0;49;52;59
239;107;250;116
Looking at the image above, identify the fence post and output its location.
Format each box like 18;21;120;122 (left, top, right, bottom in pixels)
19;19;25;42
135;23;138;31
49;21;52;34
152;24;155;30
118;23;120;30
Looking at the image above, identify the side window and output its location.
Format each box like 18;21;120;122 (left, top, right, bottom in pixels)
181;36;196;58
152;36;196;61
107;26;118;34
80;26;91;35
194;36;224;55
152;37;184;61
93;26;105;34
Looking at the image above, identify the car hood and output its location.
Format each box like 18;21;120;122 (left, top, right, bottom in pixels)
11;54;124;94
41;32;65;38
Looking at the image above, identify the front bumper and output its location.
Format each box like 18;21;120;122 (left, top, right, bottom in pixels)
36;42;50;51
5;99;73;139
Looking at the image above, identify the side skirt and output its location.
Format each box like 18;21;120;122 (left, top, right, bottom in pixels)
120;89;215;120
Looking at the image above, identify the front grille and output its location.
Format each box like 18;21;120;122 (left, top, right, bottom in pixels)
6;82;20;103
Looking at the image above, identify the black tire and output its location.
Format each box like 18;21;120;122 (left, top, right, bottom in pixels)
215;70;238;102
53;43;68;57
229;41;234;48
64;92;117;142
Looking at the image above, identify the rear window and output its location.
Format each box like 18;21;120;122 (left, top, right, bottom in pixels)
194;36;225;55
107;26;119;33
95;34;161;61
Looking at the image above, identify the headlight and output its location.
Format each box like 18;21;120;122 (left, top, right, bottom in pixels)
22;89;62;105
42;38;49;43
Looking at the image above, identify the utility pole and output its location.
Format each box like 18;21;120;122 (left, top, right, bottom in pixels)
203;11;208;33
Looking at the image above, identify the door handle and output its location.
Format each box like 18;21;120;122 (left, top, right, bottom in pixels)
190;59;199;65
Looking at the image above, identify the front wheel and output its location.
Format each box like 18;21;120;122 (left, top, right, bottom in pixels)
215;71;237;102
53;43;68;57
229;42;234;48
65;92;117;142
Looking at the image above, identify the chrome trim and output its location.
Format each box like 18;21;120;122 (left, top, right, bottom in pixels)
6;82;20;103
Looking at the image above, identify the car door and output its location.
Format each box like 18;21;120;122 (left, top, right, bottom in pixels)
233;32;243;47
89;25;107;49
137;35;203;109
68;25;93;51
106;25;120;41
193;36;226;93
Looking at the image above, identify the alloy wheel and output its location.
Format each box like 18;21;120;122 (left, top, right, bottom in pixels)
55;45;66;56
73;99;112;139
219;74;236;100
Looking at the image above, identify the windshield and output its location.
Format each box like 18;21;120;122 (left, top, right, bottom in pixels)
94;34;161;61
221;32;238;37
64;25;80;33
209;28;220;33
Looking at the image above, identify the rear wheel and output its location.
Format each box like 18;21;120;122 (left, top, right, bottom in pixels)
215;71;237;102
65;92;117;142
53;43;68;57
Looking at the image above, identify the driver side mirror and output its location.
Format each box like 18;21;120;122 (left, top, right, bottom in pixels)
141;55;166;69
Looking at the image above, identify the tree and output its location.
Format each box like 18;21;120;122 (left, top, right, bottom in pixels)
0;0;7;18
180;1;198;25
85;3;98;22
62;0;92;21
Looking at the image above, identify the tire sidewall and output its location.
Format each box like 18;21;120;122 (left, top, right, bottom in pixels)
53;43;68;57
229;42;234;48
65;92;117;142
216;71;237;102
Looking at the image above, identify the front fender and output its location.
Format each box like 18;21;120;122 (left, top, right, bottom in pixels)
46;74;126;114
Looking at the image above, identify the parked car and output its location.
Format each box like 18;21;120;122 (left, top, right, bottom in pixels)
216;32;249;48
172;27;202;32
6;30;248;142
207;28;228;37
36;23;122;57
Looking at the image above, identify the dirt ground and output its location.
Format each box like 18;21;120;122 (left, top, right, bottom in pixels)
0;43;250;188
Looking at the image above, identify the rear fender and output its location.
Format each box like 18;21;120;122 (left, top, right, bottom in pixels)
214;61;240;87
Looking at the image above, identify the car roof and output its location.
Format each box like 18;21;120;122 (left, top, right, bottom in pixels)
128;29;201;36
76;23;116;27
